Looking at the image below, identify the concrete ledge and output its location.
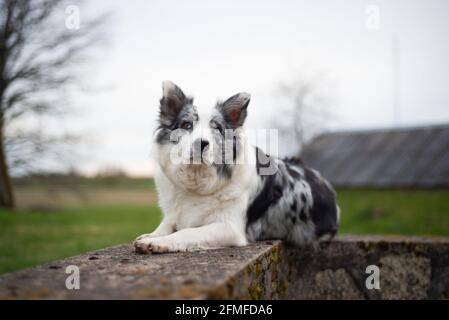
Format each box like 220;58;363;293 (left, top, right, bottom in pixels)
0;235;448;299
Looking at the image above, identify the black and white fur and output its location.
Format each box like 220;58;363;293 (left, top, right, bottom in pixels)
134;81;339;253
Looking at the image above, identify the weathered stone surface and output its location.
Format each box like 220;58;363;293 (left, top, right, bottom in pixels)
0;235;448;299
311;269;364;299
0;242;287;300
379;254;431;299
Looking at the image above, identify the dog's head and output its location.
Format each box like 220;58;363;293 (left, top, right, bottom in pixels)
154;81;251;193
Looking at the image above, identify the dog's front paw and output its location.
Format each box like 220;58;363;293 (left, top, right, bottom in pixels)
134;237;185;254
133;232;163;248
134;233;155;242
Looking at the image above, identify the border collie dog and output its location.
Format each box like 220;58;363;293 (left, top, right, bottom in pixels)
134;81;339;253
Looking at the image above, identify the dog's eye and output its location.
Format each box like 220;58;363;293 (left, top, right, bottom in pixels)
215;127;224;135
210;122;224;135
180;121;192;130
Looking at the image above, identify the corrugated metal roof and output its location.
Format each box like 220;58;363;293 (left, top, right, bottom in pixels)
300;124;449;188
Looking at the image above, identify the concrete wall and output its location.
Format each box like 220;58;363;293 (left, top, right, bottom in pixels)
0;236;448;299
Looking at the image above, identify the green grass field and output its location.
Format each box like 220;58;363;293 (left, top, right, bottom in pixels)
337;189;449;236
0;205;162;275
0;185;448;275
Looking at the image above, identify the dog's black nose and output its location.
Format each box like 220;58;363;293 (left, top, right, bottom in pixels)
200;139;209;152
193;139;210;155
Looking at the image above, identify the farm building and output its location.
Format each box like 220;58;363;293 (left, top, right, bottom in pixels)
300;124;449;188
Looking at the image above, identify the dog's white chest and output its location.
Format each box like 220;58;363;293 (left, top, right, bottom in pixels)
173;192;231;229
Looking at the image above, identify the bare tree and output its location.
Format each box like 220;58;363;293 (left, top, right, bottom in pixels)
0;0;108;209
272;74;335;156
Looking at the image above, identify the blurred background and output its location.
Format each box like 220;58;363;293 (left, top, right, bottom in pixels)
1;0;448;274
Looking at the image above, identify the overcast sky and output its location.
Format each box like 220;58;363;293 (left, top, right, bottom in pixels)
54;0;449;176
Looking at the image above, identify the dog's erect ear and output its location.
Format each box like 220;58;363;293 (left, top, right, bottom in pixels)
159;81;189;124
219;92;251;128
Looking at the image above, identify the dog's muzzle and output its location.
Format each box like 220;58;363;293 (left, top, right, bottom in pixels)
191;138;210;163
